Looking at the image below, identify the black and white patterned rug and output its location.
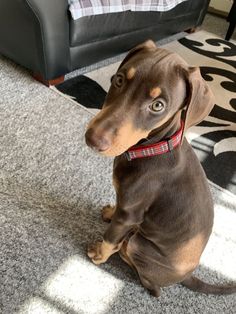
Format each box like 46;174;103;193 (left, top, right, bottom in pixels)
56;31;236;195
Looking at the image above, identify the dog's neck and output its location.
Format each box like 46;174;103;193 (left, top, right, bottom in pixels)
140;112;182;146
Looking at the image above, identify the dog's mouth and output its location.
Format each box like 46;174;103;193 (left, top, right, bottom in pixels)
85;120;149;157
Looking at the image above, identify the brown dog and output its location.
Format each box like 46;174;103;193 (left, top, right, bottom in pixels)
85;40;236;296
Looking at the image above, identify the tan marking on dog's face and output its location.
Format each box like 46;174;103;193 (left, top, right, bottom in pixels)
86;106;110;130
150;87;161;98
101;121;149;157
126;67;136;80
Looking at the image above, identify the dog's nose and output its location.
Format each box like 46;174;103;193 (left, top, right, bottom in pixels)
85;128;111;152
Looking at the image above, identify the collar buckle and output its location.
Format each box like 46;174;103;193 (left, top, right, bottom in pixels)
167;138;174;151
125;151;131;161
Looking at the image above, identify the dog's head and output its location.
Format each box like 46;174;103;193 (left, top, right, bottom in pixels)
85;40;214;157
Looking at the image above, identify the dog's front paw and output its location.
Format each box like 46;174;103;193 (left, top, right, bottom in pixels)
87;240;120;265
87;241;107;265
101;205;115;223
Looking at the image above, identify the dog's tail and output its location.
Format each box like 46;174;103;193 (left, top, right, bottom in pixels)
181;276;236;295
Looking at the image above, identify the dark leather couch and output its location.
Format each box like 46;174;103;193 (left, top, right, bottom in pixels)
0;0;210;84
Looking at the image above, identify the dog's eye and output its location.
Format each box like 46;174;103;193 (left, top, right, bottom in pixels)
149;100;165;113
114;74;124;88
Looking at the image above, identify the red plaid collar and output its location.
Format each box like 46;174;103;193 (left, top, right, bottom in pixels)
126;121;184;161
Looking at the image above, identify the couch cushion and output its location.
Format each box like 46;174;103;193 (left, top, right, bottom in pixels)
69;0;194;47
68;0;188;20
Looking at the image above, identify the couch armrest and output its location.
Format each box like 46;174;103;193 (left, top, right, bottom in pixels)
195;0;211;27
0;0;70;80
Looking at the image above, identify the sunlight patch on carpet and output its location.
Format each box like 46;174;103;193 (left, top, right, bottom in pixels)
200;192;236;281
42;255;123;314
18;297;63;314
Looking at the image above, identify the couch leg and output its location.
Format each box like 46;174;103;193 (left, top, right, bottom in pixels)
225;21;235;41
33;73;65;87
186;27;199;34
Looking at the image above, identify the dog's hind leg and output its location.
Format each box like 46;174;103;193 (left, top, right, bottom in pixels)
119;240;135;269
120;234;161;298
139;276;161;298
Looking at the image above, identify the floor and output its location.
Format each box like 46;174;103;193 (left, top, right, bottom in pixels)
203;13;236;41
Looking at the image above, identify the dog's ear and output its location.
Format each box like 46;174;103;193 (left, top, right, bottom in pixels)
182;67;215;134
118;40;156;70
